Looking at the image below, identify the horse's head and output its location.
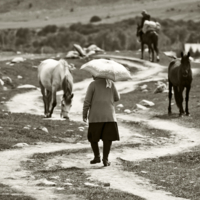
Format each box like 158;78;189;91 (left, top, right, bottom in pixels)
60;59;74;119
180;52;191;78
61;93;74;119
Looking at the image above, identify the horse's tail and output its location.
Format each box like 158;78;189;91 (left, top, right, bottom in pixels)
173;86;180;109
168;60;176;74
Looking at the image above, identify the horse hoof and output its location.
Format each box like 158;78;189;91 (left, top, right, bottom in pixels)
46;113;51;118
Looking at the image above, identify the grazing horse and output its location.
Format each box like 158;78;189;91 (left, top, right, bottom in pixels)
38;59;74;118
136;24;159;62
168;52;193;116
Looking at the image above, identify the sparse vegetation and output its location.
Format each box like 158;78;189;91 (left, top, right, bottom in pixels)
122;146;200;200
90;15;102;23
0;17;199;54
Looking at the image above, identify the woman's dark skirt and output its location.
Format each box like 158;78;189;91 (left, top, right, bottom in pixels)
88;122;120;142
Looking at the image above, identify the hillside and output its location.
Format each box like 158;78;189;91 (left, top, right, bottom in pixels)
0;0;199;29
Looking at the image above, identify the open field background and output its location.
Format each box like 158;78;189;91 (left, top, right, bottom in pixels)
0;0;199;29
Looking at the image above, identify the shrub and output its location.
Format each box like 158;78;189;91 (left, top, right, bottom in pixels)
90;16;101;23
70;23;100;35
38;25;57;36
29;3;32;8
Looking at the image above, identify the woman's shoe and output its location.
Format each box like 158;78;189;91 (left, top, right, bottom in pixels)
90;157;101;164
102;159;111;167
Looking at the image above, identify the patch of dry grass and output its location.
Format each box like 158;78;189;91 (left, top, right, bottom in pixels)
22;152;144;200
122;145;200;200
0;183;35;200
0;111;88;150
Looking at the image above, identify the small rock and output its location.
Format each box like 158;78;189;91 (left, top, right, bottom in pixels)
56;187;65;190
78;127;84;130
0;79;4;86
23;125;31;130
142;89;148;93
139;100;155;107
50;176;59;180
17;85;37;89
140;84;147;90
117;104;124;108
141;171;148;174
64;182;73;186
84;182;99;187
3;87;8;91
37;126;48;133
13;143;29;148
37;179;56;186
124;109;131;114
134;104;148;110
66;130;74;133
12;57;26;63
17;75;23;79
104;183;110;187
153;83;167;93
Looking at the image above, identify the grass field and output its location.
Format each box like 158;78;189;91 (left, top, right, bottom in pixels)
0;0;199;29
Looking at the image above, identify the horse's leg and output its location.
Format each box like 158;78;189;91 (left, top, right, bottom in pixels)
150;45;154;62
148;45;152;61
185;85;191;116
39;81;48;116
179;86;185;116
153;42;160;62
168;81;173;115
141;43;144;60
47;88;57;118
46;90;52;115
173;86;181;113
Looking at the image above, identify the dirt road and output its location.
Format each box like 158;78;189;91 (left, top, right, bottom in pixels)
2;57;200;200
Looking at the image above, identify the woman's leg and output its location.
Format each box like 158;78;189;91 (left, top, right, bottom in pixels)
90;142;101;164
102;140;112;166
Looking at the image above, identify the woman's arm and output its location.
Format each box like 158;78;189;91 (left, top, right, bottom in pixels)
83;82;94;121
113;83;120;102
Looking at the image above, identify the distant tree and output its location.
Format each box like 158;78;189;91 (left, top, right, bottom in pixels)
29;3;32;9
90;16;101;23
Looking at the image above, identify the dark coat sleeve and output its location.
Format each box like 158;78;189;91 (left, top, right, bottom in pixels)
83;82;95;119
112;83;120;102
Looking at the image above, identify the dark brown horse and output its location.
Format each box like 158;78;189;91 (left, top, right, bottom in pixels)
136;24;159;62
168;52;193;116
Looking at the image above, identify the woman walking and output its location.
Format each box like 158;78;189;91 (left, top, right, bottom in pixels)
83;77;120;166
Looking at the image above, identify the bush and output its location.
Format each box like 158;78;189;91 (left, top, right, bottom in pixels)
38;25;57;36
70;23;100;35
90;16;101;23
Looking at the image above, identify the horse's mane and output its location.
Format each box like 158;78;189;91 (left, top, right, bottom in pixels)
62;76;72;96
59;60;73;102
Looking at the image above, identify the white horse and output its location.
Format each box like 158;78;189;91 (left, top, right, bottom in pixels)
38;59;75;118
